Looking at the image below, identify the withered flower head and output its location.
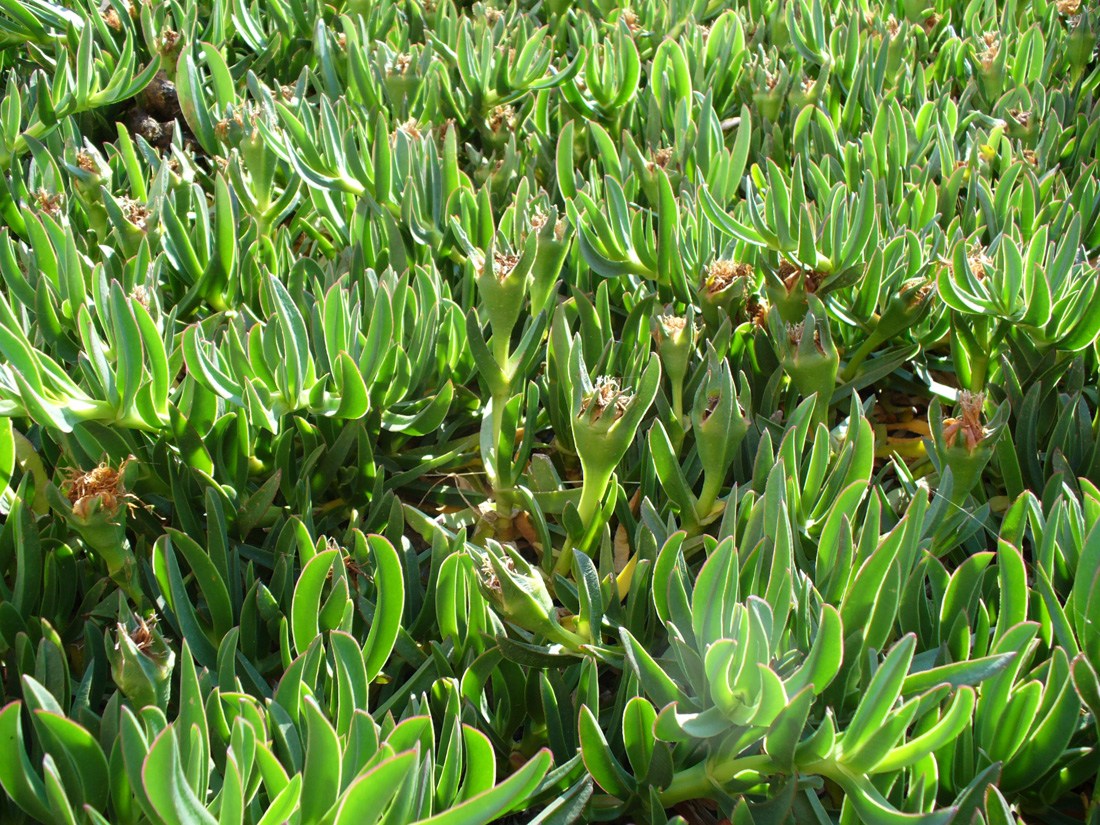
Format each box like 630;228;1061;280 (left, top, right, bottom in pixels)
130;284;150;309
979;33;1001;67
658;313;687;337
119;197;149;232
493;251;520;281
398;118;422;140
157;28;180;58
102;6;122;30
786;320;805;346
647;147;674;172
705;259;753;293
480;549;514;593
778;259;800;284
786;320;825;354
122;614;159;657
748;296;768;327
1057;0;1080;13
64;456;137;520
943;390;987;451
968;244;993;280
579;376;634;422
488;105;516;133
35;189;63;217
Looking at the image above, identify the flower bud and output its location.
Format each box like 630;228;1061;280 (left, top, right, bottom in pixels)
691;353;751;520
770;296;839;428
874;277;934;341
476;540;585;646
653;308;696;393
107;613;175;711
764;259;822;324
750;59;788;122
529;206;569;317
929;392;1008;506
1067;10;1097;73
699;260;754;329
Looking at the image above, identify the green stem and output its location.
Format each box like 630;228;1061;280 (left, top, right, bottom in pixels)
490;388;514;517
660;754;776;807
839;327;885;382
695;473;724;523
671;381;685;451
555;468;611;576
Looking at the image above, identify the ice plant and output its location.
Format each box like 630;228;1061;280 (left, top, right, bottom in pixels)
770;296;839;429
49;457;143;602
107;611;175;711
928;391;1009;508
0;0;1098;823
690;353;751;522
699;259;754;330
841;277;935;380
476;540;586;648
652;307;696;436
558;344;660;575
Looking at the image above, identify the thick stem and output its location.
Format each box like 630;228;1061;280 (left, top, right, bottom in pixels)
695;472;724;522
671;381;686;452
490;388;515;518
660;754;776;807
839;327;885;382
555;468;611;576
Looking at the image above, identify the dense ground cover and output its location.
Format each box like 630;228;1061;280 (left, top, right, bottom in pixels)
0;0;1098;821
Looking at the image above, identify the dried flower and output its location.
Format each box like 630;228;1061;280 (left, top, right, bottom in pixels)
130;284;151;309
579;376;634;422
493;252;520;281
63;456;138;520
102;6;122;30
968;244;993;281
488;105;516;133
942;391;987;451
119;197;149;232
647;147;674;172
979;33;1000;68
398;118;422;140
35;189;63;217
705;260;753;293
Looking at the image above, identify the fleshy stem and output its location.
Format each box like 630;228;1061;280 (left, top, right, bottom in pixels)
659;754;776;807
840;327;887;382
491;331;516;519
554;466;612;577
